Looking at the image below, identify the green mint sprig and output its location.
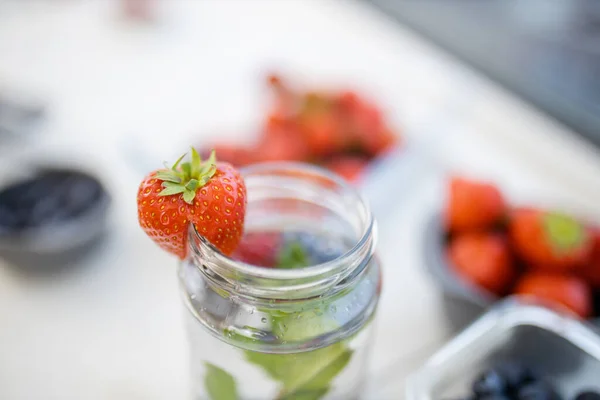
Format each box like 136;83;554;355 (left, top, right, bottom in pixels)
204;240;353;400
204;362;239;400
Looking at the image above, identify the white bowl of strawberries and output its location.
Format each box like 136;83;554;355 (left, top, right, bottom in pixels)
424;177;600;331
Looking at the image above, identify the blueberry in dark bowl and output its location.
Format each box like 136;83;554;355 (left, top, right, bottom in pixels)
516;381;561;400
478;395;512;400
0;167;111;263
574;391;600;400
472;369;508;397
0;203;19;234
494;361;538;392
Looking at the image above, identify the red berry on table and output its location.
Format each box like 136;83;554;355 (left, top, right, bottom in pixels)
137;149;246;259
447;232;515;295
445;177;506;233
325;156;369;183
514;272;592;318
509;208;593;271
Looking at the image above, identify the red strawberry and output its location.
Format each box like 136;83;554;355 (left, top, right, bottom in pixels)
231;232;282;267
514;272;592;318
509;208;593;271
258;118;310;162
360;128;398;156
294;91;346;157
337;92;397;156
266;74;297;117
137;149;246;259
578;228;600;287
336;90;361;111
447;232;515;295
325;156;369;183
302;115;344;157
445;177;506;232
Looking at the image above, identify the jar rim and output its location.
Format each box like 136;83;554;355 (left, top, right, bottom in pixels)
189;162;376;299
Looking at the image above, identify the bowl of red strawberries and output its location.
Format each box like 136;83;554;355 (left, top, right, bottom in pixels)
424;177;600;332
199;74;400;184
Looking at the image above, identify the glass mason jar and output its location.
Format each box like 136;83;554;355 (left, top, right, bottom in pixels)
178;163;381;400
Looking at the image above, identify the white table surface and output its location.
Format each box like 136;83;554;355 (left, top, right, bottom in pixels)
1;1;600;399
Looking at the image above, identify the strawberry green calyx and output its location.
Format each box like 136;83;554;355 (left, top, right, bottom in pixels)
156;148;217;205
543;212;588;254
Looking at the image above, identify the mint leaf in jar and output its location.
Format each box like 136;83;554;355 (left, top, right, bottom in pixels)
276;241;312;269
278;388;328;400
245;312;352;400
245;343;352;400
244;235;354;399
204;362;239;400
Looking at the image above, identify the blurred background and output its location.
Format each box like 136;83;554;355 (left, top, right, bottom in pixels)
1;0;600;399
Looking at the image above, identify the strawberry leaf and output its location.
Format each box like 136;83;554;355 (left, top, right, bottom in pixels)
156;170;182;183
180;162;192;180
155;149;220;204
159;185;186;196
203;150;217;169
183;189;196;204
191;147;202;178
185;179;200;191
162;181;181;187
171;152;187;171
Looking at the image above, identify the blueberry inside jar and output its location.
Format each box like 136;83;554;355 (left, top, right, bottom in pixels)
179;163;381;400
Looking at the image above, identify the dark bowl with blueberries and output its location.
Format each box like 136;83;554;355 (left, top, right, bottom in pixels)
406;298;600;400
0;167;110;270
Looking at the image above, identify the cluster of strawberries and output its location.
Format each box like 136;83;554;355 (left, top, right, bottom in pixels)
202;74;399;182
446;177;600;318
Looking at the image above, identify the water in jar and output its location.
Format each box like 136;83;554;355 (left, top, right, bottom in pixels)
179;229;380;400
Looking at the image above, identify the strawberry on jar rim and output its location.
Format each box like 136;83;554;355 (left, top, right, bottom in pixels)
137;149;246;259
